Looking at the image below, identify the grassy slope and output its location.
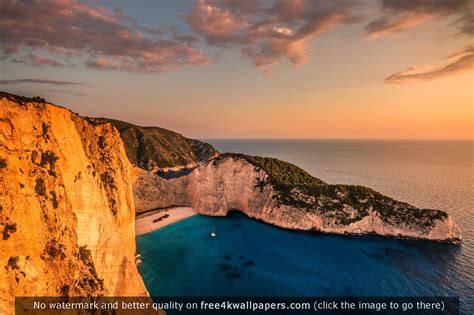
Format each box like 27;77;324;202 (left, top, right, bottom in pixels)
106;119;217;170
217;153;447;227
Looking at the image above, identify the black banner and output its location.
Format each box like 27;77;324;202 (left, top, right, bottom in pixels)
15;297;459;315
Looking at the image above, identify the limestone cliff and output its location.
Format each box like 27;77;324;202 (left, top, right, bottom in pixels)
134;154;462;243
132;167;188;214
0;93;147;314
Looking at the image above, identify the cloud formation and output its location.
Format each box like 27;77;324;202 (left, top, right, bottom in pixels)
0;0;211;72
186;0;360;70
0;79;83;86
385;45;474;83
10;53;70;67
1;0;471;74
366;0;473;39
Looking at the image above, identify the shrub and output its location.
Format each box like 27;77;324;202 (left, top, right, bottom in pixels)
40;151;59;176
100;172;116;189
2;223;17;240
41;123;50;139
7;256;19;269
32;96;46;103
219;153;327;188
0;159;6;169
35;178;47;197
98;136;106;149
40;151;58;167
217;153;448;228
78;246;104;290
60;284;70;297
50;191;59;209
79;246;92;261
30;151;38;163
44;240;62;258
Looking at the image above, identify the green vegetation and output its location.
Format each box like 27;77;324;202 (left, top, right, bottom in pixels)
0;158;6;169
2;223;17;240
30;151;38;163
79;246;92;262
43;239;64;259
0;91;47;105
35;178;47;197
41;123;50;139
217;153;326;189
371;192;447;227
106;118;218;170
98;136;106;149
6;256;19;270
40;151;59;176
78;246;104;291
218;153;448;228
32;96;46;103
50;191;59;209
99;171;118;216
60;284;70;297
100;172;116;190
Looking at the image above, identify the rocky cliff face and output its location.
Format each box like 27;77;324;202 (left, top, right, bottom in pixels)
134;154;462;243
107;118;218;172
132;167;189;214
0;93;147;313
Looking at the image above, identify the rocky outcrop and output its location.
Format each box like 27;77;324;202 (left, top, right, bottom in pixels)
107;118;218;172
132;167;188;214
0;93;147;314
134;154;462;243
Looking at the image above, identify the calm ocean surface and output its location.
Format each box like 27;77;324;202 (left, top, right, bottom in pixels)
137;140;473;313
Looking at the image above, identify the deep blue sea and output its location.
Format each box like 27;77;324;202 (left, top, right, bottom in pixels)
137;140;473;313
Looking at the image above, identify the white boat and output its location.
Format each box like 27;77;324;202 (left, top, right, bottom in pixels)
210;226;216;237
135;253;143;265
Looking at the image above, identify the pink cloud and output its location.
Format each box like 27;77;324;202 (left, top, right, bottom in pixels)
0;0;211;72
385;45;474;83
23;53;67;67
366;12;431;40
187;0;245;35
186;0;359;70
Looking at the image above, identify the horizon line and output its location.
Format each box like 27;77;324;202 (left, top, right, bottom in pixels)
200;137;474;141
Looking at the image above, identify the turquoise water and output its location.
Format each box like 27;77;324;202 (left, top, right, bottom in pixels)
137;140;473;312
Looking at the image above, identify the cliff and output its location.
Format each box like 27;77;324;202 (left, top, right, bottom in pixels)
134;154;462;243
0;93;148;313
107;118;218;172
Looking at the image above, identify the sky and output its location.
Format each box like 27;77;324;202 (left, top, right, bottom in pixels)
0;0;473;139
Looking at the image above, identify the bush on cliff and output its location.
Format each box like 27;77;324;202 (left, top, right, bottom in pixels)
217;153;448;228
217;153;326;188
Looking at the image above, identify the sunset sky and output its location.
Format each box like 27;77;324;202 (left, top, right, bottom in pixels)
1;0;473;139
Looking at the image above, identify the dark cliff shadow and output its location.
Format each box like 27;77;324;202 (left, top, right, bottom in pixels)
156;168;194;179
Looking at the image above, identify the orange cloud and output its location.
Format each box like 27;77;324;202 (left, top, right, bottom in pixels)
186;0;358;70
385;45;474;83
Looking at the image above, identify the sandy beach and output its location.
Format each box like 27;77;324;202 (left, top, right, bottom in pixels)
135;207;196;236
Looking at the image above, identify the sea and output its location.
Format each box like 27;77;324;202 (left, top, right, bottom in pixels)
136;140;473;313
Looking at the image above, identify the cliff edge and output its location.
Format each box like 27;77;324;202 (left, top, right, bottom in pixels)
0;93;147;313
107;118;218;172
134;154;462;243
